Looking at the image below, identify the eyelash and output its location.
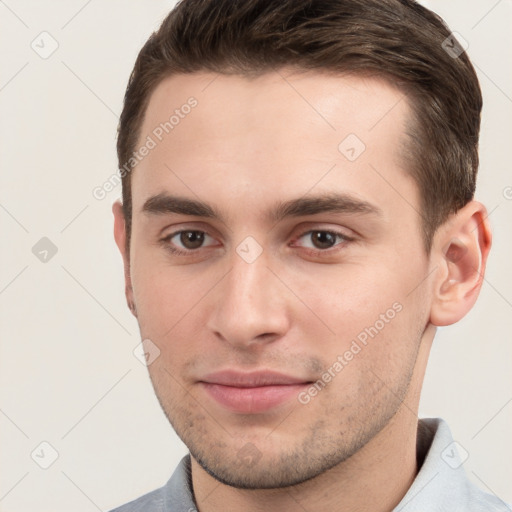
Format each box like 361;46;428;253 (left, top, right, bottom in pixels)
292;229;354;256
160;229;354;257
160;231;217;256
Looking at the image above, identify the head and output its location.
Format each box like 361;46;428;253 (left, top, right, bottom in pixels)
113;0;491;490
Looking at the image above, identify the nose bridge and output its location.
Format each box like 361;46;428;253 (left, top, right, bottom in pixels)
229;254;269;307
208;249;288;346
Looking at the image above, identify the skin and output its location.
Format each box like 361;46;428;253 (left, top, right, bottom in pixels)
113;70;491;512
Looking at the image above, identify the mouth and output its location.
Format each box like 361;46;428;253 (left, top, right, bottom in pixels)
199;370;312;414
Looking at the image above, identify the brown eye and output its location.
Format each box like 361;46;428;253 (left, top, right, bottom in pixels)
310;231;337;249
294;229;351;253
162;229;219;256
179;231;205;249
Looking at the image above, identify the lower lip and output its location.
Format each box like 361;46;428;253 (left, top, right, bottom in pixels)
201;382;308;414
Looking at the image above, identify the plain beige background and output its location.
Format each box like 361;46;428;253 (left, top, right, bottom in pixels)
0;1;511;510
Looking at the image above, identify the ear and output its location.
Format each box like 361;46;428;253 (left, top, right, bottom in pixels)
430;201;492;326
113;200;137;318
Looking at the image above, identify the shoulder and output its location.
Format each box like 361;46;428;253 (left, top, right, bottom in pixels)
108;455;195;512
108;486;166;512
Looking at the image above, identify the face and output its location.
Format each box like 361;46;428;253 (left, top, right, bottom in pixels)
125;70;433;488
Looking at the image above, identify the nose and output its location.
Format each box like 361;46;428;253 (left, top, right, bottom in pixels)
207;251;290;349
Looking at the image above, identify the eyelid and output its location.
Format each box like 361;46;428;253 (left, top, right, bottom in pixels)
159;220;221;238
161;229;219;251
292;225;355;244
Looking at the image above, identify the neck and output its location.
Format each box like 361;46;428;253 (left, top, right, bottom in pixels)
191;326;435;512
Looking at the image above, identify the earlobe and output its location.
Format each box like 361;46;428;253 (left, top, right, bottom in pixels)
430;201;492;327
112;200;137;318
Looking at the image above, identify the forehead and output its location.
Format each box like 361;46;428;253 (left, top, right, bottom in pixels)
131;70;417;223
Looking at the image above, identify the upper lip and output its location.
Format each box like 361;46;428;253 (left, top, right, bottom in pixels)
200;370;310;388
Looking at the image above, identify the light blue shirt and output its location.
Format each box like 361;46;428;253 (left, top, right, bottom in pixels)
110;418;510;511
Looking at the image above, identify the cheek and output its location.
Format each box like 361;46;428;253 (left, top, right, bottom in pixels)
130;248;212;332
130;254;222;374
291;261;405;331
291;257;428;364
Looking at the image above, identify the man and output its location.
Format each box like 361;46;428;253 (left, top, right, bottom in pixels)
110;0;505;510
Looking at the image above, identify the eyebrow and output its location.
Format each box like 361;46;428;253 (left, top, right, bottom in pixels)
143;193;218;218
141;192;382;223
269;194;382;223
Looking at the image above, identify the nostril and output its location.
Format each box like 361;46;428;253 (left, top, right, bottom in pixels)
255;332;278;342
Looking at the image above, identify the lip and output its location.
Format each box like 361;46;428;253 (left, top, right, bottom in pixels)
199;370;311;414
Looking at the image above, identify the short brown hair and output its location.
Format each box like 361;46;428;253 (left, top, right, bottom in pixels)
117;0;482;250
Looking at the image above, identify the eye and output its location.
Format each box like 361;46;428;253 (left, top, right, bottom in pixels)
163;230;217;252
295;230;351;250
